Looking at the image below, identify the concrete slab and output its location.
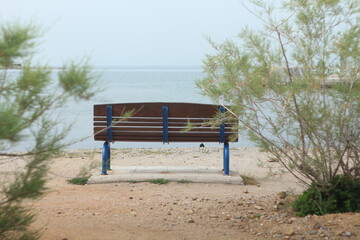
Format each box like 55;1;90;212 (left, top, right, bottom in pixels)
88;166;244;185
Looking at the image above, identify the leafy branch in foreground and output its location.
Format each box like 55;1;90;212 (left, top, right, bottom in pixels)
198;0;359;215
0;22;98;239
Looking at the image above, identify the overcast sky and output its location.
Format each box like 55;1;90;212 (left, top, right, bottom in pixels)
1;0;261;67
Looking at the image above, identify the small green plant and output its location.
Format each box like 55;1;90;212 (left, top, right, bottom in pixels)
292;175;360;216
240;174;259;185
128;180;138;184
67;176;90;185
177;179;191;184
148;178;170;185
254;213;262;219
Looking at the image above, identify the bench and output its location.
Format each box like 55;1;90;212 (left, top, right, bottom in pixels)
93;102;238;175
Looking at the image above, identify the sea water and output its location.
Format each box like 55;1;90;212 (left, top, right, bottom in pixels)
6;66;253;150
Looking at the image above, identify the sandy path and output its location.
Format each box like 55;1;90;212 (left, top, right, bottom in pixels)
3;147;359;239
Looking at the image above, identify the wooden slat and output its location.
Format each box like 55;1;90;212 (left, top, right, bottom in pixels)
94;117;217;124
94;102;222;118
94;121;163;127
94;127;223;133
94;135;235;142
94;121;237;128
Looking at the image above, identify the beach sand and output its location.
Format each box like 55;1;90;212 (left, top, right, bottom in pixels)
2;147;359;239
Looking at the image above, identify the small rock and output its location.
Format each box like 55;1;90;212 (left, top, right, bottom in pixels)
313;222;321;229
284;229;295;236
307;230;318;235
129;196;133;199
342;232;352;237
278;192;287;199
209;215;219;218
192;197;198;201
257;184;260;187
288;218;297;224
273;233;283;238
243;189;249;194
254;205;263;210
187;219;195;223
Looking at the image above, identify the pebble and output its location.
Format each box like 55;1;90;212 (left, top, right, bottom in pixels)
342;232;352;237
307;230;318;235
187;219;195;223
284;229;295;236
313;222;321;229
273;233;283;238
288;218;297;224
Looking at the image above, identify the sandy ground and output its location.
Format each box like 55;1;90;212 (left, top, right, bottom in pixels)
2;147;360;239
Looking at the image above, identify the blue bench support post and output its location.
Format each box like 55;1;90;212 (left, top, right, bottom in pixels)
101;141;110;175
107;142;111;170
162;106;169;143
223;142;230;175
101;105;113;175
219;107;230;175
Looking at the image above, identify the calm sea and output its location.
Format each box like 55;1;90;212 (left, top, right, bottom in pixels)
8;66;253;150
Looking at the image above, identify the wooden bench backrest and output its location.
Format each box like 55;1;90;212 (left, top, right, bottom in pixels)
93;102;238;143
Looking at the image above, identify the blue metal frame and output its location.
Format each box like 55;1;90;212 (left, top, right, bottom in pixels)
99;104;231;175
219;106;230;175
162;106;169;143
101;141;110;175
101;105;113;175
219;107;226;143
107;143;111;170
223;142;230;175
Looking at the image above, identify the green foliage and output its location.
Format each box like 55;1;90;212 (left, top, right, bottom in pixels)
240;174;259;185
58;59;98;100
67;176;90;185
198;0;360;194
0;22;98;239
0;23;38;67
127;180;139;184
293;175;360;216
177;179;191;184
148;178;170;185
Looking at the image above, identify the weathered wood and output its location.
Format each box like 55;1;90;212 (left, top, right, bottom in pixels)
95;135;234;142
94;102;221;118
93;102;238;142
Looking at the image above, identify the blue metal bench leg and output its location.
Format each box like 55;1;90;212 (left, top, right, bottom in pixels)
223;142;230;175
107;143;111;170
101;141;110;175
